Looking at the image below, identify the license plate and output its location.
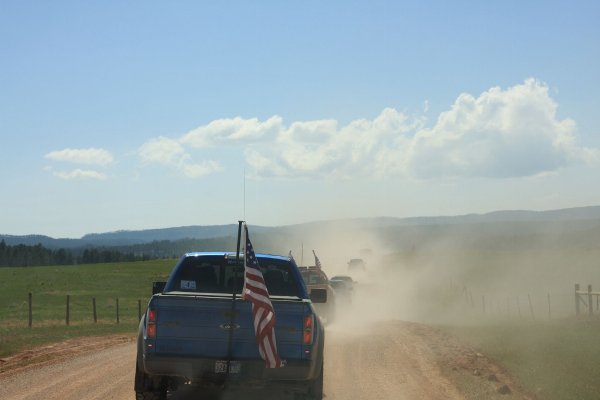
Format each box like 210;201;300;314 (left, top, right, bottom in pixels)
214;360;241;374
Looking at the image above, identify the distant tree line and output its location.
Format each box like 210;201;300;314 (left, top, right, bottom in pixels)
110;237;237;259
0;236;241;268
0;240;149;267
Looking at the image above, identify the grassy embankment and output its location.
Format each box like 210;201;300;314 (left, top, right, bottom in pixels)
441;319;600;400
0;259;174;357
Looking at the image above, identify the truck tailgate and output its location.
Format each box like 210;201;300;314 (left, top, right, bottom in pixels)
152;295;308;361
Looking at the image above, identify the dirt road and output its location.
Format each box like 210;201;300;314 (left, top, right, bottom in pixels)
0;321;533;400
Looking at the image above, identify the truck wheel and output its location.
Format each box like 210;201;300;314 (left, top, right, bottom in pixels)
135;357;167;400
306;363;324;400
135;392;166;400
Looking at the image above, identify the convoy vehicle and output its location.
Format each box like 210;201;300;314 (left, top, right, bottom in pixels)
329;275;354;304
347;258;366;272
135;252;326;400
347;258;367;278
329;275;355;288
298;266;336;324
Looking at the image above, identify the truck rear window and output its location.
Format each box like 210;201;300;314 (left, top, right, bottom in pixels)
300;270;328;285
164;255;301;297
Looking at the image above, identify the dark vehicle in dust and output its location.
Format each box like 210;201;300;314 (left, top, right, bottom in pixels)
329;275;354;304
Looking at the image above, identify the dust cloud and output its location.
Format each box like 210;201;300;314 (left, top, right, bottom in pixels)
274;218;600;328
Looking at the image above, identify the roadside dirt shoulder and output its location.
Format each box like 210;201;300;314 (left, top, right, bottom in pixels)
402;322;539;400
0;334;135;378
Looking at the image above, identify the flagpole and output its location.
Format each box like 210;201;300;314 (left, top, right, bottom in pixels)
234;220;243;298
226;220;244;381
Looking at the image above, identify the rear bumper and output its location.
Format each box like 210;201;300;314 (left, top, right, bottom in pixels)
143;354;320;384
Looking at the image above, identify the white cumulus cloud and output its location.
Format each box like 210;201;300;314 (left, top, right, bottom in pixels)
44;148;114;166
244;107;422;178
44;147;114;181
137;79;597;180
181;116;283;148
242;79;595;179
138;137;187;166
137;136;221;178
406;78;591;178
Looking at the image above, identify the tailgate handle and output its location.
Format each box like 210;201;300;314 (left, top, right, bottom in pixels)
223;310;240;318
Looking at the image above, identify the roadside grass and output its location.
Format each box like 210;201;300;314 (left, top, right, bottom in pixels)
0;259;175;357
441;318;600;400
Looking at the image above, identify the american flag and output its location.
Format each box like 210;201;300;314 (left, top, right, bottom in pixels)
242;224;285;368
313;250;322;269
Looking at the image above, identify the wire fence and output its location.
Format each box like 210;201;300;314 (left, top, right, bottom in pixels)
444;282;600;320
10;292;149;328
7;283;600;329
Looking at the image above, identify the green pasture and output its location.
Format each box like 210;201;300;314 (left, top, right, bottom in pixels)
0;259;175;357
442;319;600;400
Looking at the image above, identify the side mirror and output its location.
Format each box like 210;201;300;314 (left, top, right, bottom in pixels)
153;281;166;295
310;288;327;303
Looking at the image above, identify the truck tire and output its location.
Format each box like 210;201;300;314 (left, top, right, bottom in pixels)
296;364;324;400
135;354;167;400
305;362;323;400
135;392;166;400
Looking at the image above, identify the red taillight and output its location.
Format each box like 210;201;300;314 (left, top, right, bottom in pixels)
147;309;157;338
304;315;313;329
303;315;314;345
147;323;156;338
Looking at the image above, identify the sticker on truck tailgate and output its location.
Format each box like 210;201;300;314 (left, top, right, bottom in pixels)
215;360;241;374
180;280;196;290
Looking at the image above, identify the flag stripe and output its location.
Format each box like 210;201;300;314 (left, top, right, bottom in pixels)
242;224;285;368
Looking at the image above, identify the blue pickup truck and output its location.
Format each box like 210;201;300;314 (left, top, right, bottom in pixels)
134;251;326;400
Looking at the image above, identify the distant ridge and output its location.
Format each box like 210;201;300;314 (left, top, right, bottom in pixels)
2;205;599;248
80;224;243;243
383;205;600;226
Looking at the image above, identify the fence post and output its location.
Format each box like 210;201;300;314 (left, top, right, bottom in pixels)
575;284;580;315
28;292;32;328
66;294;70;326
516;296;522;319
547;293;551;320
116;298;120;324
588;285;593;316
482;295;486;314
92;298;97;323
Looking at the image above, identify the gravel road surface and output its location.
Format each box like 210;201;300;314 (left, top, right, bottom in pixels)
0;321;532;400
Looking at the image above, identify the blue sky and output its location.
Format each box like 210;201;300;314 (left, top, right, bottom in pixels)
1;1;599;238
